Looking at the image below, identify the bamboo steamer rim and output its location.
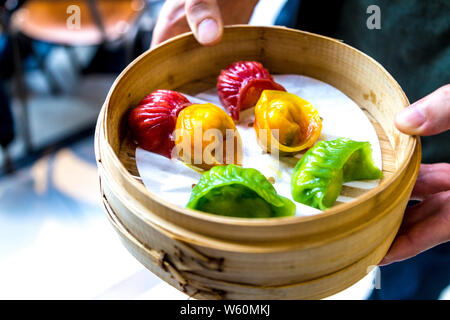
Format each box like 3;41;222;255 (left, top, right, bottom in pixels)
100;25;418;228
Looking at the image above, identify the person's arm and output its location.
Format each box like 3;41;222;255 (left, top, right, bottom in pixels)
380;84;450;265
151;0;258;48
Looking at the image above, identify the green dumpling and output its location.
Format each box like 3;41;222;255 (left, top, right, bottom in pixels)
291;138;383;210
187;165;296;218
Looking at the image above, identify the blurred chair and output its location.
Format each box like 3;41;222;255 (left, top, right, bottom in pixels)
1;2;17;174
8;0;146;155
11;0;146;46
0;79;15;174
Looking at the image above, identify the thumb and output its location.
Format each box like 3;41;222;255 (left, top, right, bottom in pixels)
395;84;450;136
185;0;223;46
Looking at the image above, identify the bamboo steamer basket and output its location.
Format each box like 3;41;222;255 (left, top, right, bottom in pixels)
95;26;421;299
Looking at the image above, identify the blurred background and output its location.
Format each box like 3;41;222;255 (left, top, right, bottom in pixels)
0;0;448;300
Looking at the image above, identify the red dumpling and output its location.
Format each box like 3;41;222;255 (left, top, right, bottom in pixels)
217;61;286;121
128;90;191;158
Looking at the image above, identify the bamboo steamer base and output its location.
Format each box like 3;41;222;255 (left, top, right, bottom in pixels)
99;135;419;299
96;26;421;299
104;199;396;300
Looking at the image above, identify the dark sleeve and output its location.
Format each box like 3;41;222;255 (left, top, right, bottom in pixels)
294;0;345;37
0;80;14;147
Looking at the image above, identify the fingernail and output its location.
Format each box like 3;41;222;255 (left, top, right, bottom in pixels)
197;18;219;44
395;103;427;130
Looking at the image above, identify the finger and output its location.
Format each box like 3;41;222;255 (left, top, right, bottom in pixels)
185;0;224;46
400;189;449;232
395;84;450;136
151;0;190;48
379;191;450;266
411;163;450;199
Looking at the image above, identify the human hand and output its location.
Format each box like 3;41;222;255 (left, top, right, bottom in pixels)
380;84;450;265
151;0;258;48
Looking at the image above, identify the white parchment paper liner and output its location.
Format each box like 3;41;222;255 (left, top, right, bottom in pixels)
136;75;382;216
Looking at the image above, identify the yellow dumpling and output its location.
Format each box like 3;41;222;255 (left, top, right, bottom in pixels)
174;103;242;170
254;90;322;154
